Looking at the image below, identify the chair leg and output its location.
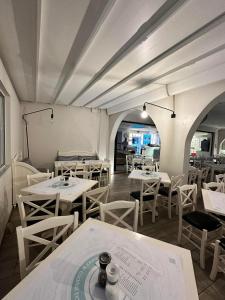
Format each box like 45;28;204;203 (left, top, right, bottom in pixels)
168;194;172;219
178;219;182;245
152;202;156;223
210;240;220;280
140;202;143;226
200;229;207;269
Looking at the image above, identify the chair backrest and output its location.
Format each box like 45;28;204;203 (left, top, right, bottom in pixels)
170;174;185;192
70;170;91;179
17;193;60;227
142;165;155;172
100;200;139;232
16;213;78;279
61;163;77;176
12;159;39;205
216;174;225;184
178;184;197;215
155;161;160;172
188;167;198;184
83;185;110;220
89;162;103;173
141;178;161;199
143;158;153;166
203;182;224;192
200;167;210;182
27;172;54;186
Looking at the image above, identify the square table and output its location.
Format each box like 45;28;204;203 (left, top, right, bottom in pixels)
128;169;171;185
3;219;198;300
202;188;225;216
21;176;98;212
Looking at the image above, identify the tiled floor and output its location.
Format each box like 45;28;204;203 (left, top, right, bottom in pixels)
0;173;225;299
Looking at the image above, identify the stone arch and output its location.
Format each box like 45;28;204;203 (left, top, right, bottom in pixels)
184;90;225;174
108;108;161;172
219;138;225;154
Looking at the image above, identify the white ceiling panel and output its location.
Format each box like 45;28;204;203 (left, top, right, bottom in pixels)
56;0;166;104
94;22;225;109
71;0;225;107
0;0;225;113
37;0;90;103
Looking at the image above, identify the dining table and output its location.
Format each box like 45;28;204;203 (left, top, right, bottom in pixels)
128;169;171;186
3;218;198;300
21;176;98;212
202;188;225;216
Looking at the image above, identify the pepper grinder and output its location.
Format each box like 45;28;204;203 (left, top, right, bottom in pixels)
98;252;111;287
105;263;120;300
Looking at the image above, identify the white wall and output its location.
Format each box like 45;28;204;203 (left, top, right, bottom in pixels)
0;59;23;243
21;102;109;170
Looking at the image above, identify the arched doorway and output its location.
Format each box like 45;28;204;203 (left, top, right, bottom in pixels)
109;109;161;173
185;90;225;173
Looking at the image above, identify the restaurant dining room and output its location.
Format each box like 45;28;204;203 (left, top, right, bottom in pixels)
1;0;225;299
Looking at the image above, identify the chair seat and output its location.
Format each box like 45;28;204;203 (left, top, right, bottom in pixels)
158;186;177;197
91;171;101;177
130;191;154;201
212;213;225;222
219;238;225;250
183;211;222;232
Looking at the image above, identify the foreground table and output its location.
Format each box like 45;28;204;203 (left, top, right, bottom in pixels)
128;169;171;185
21;176;98;211
202;188;225;216
4;219;198;300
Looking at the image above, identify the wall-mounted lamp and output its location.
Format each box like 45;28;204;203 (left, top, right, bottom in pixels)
22;108;54;159
141;102;176;119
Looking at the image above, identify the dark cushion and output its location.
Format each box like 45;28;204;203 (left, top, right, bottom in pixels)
158;186;177;197
183;211;221;232
78;155;98;161
212;213;225;222
219;238;225;250
57;155;79;161
130;191;155;201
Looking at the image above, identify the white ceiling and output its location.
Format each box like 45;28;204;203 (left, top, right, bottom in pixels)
0;0;225;115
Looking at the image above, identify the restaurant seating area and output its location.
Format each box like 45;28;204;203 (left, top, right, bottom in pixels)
1;1;225;299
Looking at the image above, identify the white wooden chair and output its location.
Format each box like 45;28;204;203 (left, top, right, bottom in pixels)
155;161;160;172
188;167;198;184
100;200;139;232
178;184;222;269
143;157;153;166
159;174;184;219
126;155;133;173
216;174;225;184
88;162;103;187
198;167;210;187
17;193;60;227
82;185;110;222
70;170;91;179
210;238;225;280
141;165;155;172
130;178;161;225
27;172;54;186
61;163;77;176
203;182;224;192
16;213;78;279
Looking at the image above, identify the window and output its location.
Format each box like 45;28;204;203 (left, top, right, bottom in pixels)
0;92;5;167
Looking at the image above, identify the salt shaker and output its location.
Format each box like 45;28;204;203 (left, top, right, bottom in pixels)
105;263;120;300
98;252;111;287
